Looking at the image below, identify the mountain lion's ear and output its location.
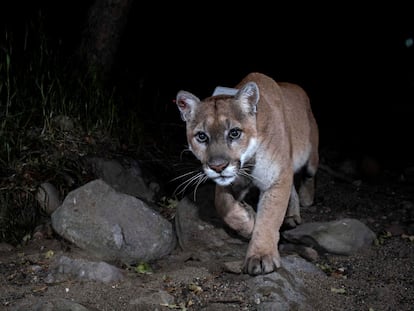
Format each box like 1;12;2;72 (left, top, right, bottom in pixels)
236;82;259;115
176;91;200;122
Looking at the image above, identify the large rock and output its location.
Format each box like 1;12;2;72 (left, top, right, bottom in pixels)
52;179;176;264
282;218;377;255
85;157;156;202
248;255;324;311
46;255;124;284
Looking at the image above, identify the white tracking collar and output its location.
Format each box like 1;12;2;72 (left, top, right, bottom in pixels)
212;86;238;96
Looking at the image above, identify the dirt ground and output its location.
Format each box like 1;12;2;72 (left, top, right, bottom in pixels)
1;150;414;311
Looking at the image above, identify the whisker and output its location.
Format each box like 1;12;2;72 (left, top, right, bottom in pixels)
186;172;204;189
192;174;209;201
238;168;263;184
170;169;199;182
173;171;205;197
174;173;200;196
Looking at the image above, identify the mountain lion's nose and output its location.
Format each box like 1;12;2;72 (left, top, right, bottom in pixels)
208;159;229;173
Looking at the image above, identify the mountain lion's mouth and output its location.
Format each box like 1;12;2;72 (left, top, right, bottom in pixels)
204;164;238;186
213;175;236;186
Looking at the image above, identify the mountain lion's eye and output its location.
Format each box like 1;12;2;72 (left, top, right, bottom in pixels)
195;131;209;143
228;128;242;140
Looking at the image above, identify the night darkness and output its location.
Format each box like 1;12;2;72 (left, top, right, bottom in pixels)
2;2;414;169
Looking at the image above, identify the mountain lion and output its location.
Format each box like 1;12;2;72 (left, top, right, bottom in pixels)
175;72;319;275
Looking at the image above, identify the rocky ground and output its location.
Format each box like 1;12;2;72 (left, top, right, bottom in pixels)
1;149;414;311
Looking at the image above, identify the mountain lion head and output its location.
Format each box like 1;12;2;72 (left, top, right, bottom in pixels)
176;82;260;186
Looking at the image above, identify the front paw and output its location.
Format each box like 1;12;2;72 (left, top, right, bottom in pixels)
243;252;281;275
223;201;256;239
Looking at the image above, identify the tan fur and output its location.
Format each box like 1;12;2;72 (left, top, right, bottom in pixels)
176;72;319;275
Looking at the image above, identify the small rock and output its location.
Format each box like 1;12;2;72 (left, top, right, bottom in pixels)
36;182;61;215
223;260;243;274
280;243;319;262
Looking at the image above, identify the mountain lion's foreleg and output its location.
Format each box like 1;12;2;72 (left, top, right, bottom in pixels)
214;184;256;239
243;171;293;275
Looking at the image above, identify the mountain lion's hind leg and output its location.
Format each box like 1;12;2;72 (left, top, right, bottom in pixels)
284;184;302;228
299;148;319;207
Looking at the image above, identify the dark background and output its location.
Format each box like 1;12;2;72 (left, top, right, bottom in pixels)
2;2;413;169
